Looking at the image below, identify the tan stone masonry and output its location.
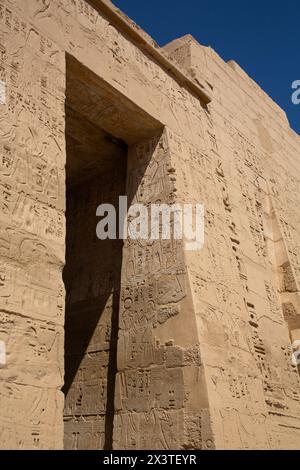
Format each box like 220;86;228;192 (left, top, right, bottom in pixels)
0;0;299;450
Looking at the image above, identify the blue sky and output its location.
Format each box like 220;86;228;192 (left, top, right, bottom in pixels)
113;0;299;134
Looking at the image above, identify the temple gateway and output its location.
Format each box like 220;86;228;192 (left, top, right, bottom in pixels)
0;0;300;450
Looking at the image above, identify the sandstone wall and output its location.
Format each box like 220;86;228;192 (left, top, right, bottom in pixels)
0;0;299;450
165;35;300;449
0;0;213;449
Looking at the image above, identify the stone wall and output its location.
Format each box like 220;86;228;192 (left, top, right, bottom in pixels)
0;0;299;450
165;35;300;449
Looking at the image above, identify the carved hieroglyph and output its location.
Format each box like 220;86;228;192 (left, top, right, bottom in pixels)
0;0;299;450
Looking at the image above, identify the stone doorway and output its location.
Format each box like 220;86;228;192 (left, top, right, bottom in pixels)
63;66;127;451
62;55;163;449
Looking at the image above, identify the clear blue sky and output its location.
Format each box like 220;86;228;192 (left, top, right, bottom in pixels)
113;0;299;134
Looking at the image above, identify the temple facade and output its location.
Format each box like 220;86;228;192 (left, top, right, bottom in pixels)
0;0;300;450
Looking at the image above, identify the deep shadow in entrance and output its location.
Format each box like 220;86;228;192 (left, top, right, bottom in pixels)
63;65;127;450
63;55;163;450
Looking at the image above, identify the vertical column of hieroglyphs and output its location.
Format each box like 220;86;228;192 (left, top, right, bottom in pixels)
0;2;66;448
113;130;214;450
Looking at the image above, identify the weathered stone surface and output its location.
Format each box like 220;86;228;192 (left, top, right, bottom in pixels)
0;0;299;450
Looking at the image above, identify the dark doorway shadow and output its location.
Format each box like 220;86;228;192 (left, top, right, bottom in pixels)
63;54;163;450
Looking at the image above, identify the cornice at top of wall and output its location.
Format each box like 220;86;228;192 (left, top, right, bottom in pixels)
86;0;212;107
